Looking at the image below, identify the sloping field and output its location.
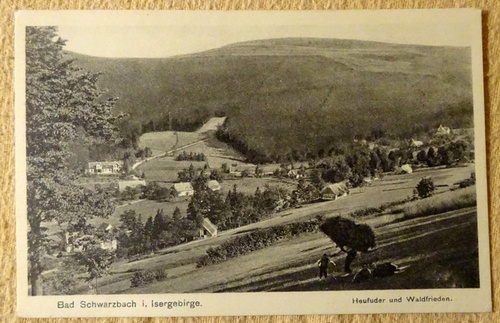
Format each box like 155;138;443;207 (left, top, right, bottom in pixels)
196;117;226;134
111;208;477;294
77;165;475;295
138;131;202;153
137;139;257;182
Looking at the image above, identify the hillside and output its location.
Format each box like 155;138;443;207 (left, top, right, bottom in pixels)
67;37;473;160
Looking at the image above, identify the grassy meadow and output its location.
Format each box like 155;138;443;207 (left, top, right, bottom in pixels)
402;185;477;220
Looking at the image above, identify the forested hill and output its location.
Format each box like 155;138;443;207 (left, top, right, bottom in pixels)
66;37;473;160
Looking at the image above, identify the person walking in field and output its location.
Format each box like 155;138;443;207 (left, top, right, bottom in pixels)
317;253;336;279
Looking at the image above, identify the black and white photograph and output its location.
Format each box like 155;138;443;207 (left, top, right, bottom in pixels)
15;10;491;317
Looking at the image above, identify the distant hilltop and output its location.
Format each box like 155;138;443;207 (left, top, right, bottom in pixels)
67;37;473;159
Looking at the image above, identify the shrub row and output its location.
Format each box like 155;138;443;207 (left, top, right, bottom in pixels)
349;207;385;218
130;267;168;287
196;219;320;267
175;151;206;161
349;196;416;218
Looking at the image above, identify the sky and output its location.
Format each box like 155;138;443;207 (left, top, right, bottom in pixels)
46;10;478;58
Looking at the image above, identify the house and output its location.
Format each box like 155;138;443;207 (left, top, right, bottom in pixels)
63;224;118;253
118;180;146;192
99;239;118;251
410;139;424;148
321;182;350;200
436;125;451;136
172;182;194;197
87;161;122;174
207;180;221;191
198;218;218;238
395;164;413;174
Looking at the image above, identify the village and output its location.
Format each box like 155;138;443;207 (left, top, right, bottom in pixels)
38;113;478;295
68;120;470;246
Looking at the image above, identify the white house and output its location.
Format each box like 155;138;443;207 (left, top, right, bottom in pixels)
173;182;194;197
436;125;451;136
321;182;350;200
87;161;122;174
395;164;413;174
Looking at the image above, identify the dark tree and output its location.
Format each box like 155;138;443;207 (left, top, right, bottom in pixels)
437;146;454;166
319;216;376;273
309;169;325;191
209;169;224;182
427;146;437;167
26;26;120;295
416;177;435;198
417;149;428;163
118;210;146;255
172;207;182;221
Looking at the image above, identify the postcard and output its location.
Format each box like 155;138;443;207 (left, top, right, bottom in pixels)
15;9;491;317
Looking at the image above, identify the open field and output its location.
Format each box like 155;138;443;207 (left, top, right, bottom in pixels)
137;140;258;182
196;117;226;134
138;131;202;153
136;117;307;180
60;164;475;294
402;185;477;220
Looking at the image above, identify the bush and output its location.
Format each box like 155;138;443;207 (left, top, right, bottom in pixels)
403;186;476;220
459;172;476;188
130;270;156;287
196;219;320;267
130;268;168;287
416;177;435;198
349;206;385;218
153;268;168;281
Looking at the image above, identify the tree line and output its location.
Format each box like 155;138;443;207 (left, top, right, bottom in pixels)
116;207;193;257
174;151;207;162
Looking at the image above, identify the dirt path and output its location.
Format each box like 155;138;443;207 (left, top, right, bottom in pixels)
132;139;207;170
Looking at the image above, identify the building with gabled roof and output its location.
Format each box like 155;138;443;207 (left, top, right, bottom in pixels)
410;139;424;148
436;125;451;136
207;180;221;191
198;218;218;238
172;182;194;197
87;161;122;174
395;164;413;174
321;182;350;200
